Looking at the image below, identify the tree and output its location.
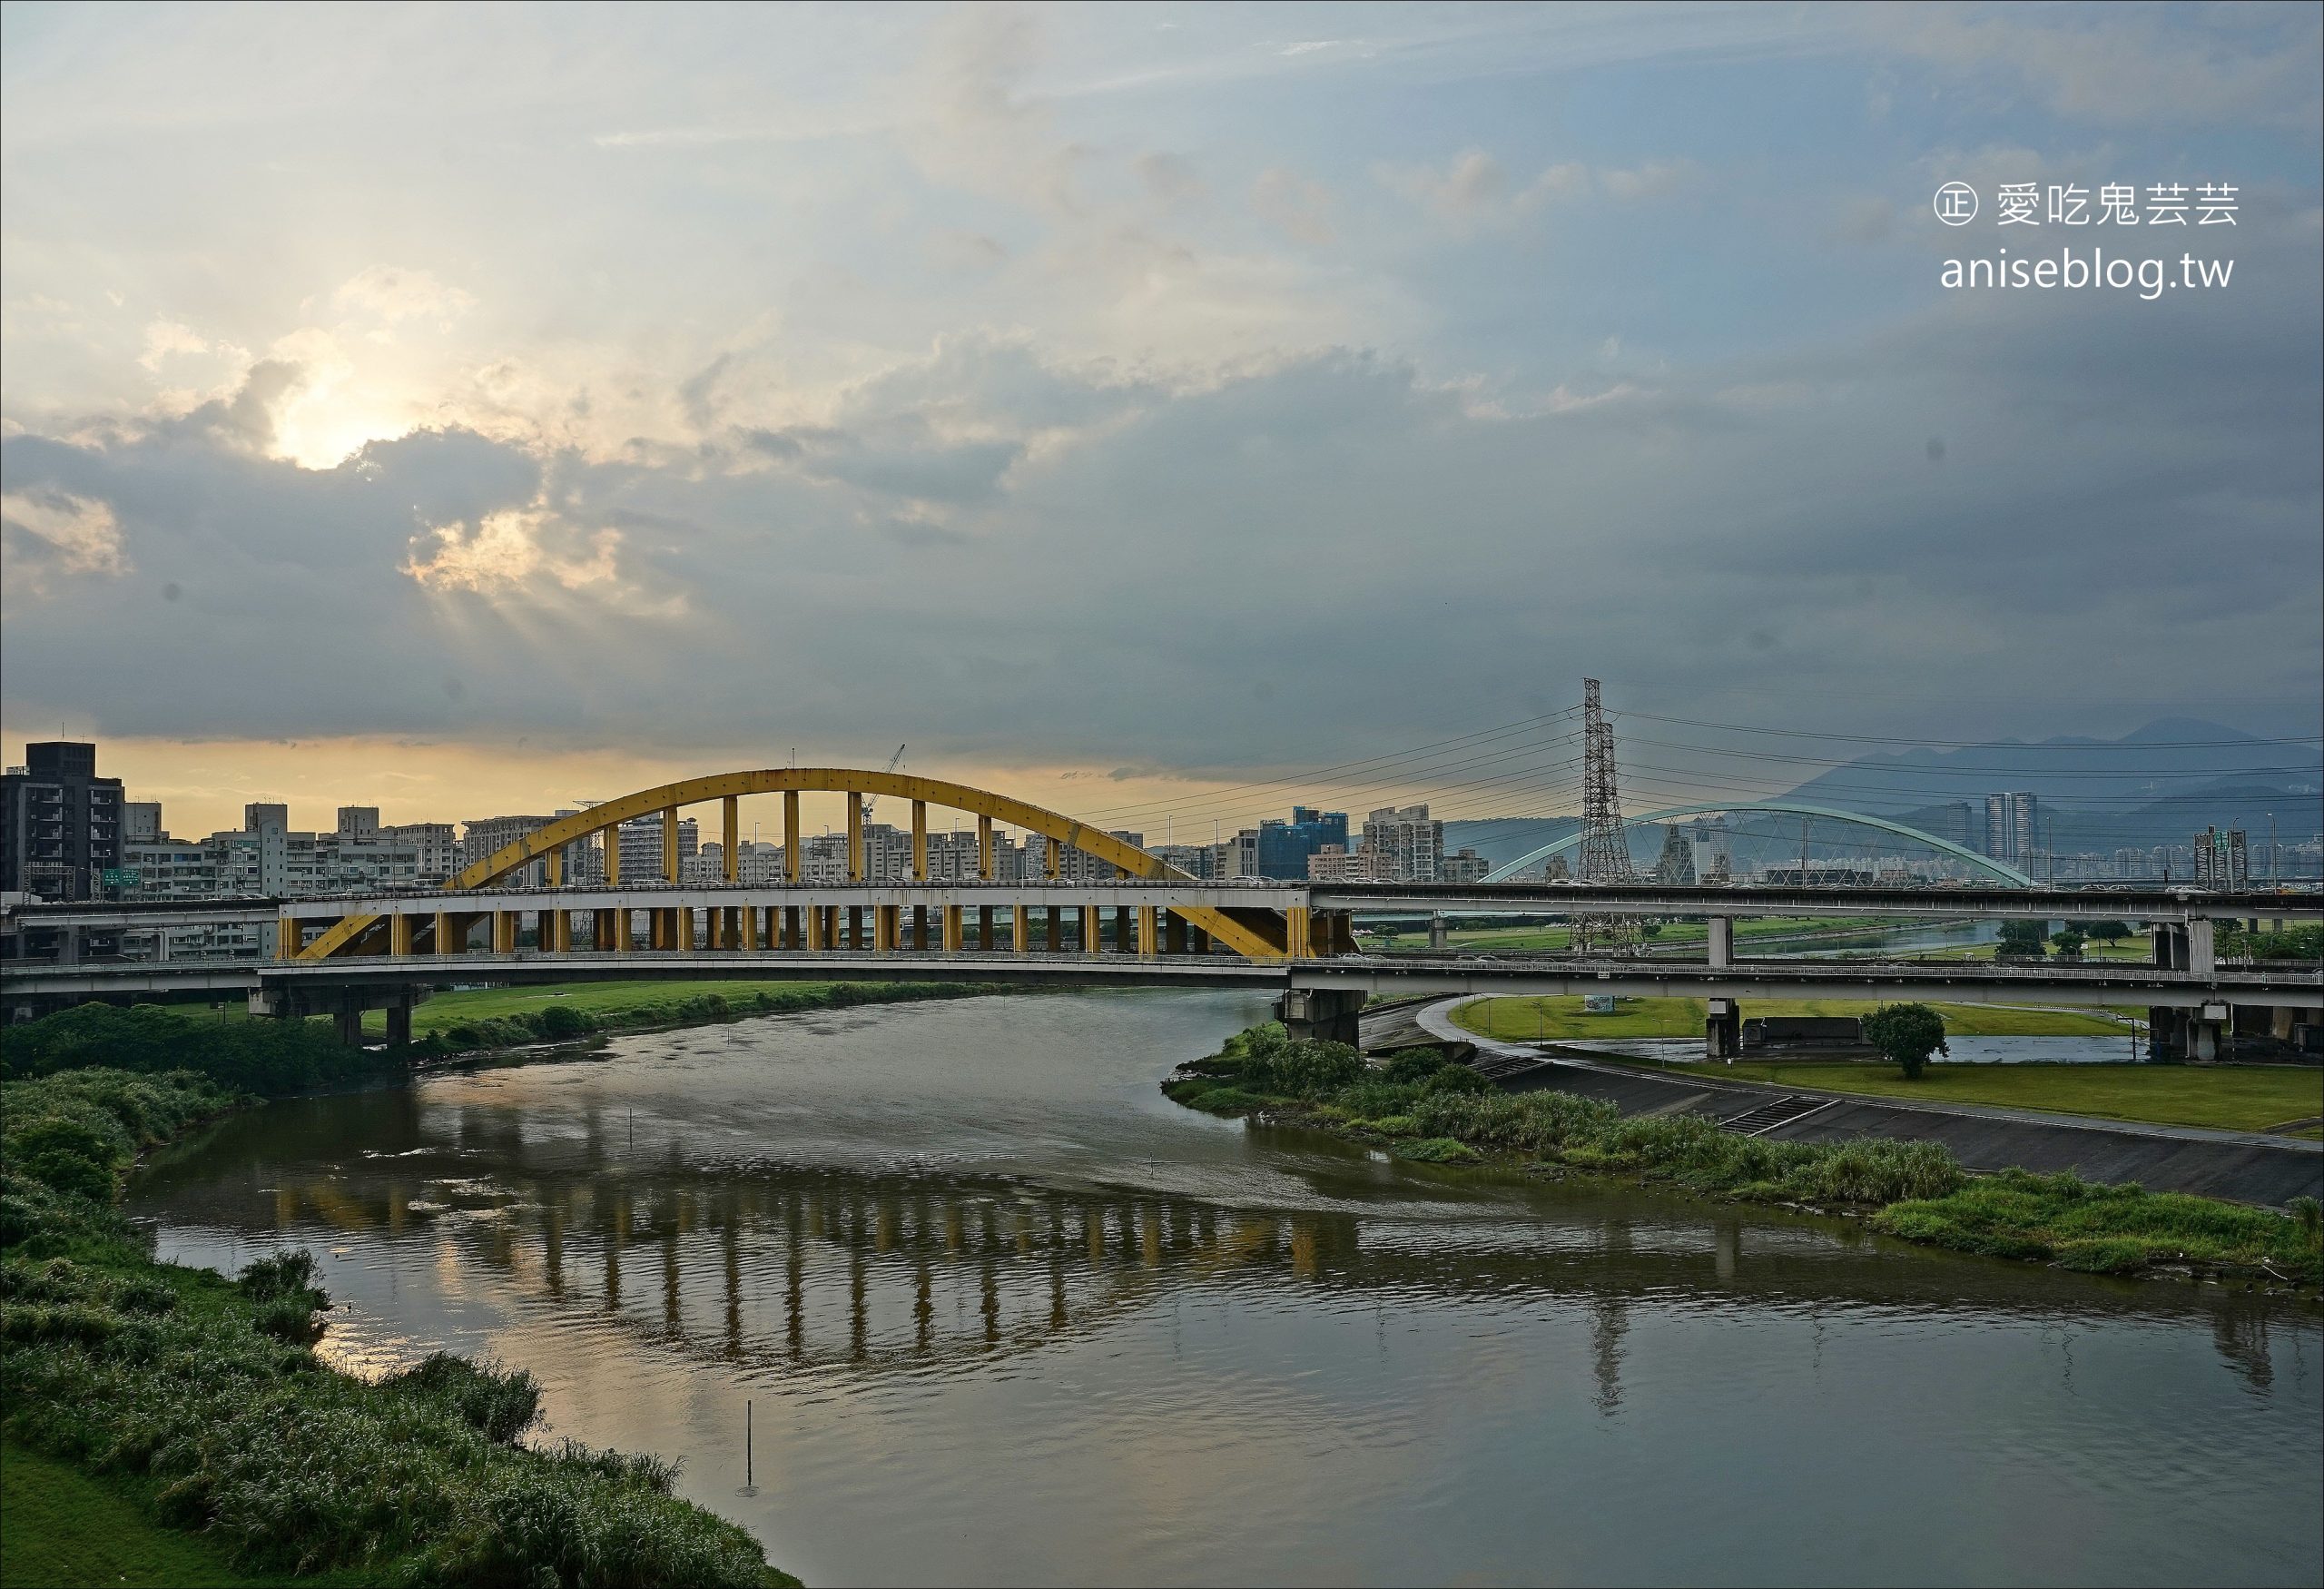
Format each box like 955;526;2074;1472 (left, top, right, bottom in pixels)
1996;921;2047;958
2073;919;2131;946
1862;1002;1948;1080
2050;927;2087;959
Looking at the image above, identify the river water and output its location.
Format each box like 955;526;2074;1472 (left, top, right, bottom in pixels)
130;991;2321;1587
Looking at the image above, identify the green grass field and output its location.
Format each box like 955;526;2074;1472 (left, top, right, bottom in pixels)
0;1438;358;1588
1454;995;2129;1042
1620;1061;2322;1136
1921;932;2154;963
1368;916;1931;954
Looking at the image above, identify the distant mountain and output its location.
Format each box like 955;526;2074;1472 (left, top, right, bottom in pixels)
2049;780;2324;857
1776;718;2320;815
1443;719;2321;871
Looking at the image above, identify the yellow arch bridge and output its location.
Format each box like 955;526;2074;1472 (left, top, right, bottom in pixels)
289;768;1350;967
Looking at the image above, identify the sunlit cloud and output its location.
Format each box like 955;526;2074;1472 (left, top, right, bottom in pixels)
0;488;131;588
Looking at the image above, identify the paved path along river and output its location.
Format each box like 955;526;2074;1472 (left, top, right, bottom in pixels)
130;990;2321;1587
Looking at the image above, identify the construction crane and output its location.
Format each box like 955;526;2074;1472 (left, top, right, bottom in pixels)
860;745;906;819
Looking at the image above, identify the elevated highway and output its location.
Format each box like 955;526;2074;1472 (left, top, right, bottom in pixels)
5;942;2314;1063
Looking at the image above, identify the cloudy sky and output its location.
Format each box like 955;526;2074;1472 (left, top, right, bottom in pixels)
3;2;2319;836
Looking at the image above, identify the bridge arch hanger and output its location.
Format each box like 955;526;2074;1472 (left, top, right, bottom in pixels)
290;767;1291;962
1479;802;2038;887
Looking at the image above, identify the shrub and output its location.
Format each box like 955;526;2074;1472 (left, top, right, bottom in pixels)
240;1250;329;1343
381;1354;543;1445
1265;1040;1366;1099
1335;1081;1425;1121
1421;1064;1491;1096
533;1003;595;1039
4;1115;119;1202
1380;1048;1451;1083
1396;1138;1482;1164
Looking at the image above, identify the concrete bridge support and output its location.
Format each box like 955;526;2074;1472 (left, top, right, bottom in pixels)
1429;914;1449;951
1278;988;1364;1047
2151;922;2215;974
1705;997;1741;1061
1707;917;1734;969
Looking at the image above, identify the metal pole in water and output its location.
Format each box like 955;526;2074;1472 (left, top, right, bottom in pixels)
746;1398;753;1490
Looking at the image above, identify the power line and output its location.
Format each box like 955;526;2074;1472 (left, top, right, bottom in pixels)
1616;709;2321;751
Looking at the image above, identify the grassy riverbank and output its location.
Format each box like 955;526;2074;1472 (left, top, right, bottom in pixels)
142;977;1009;1056
0;1065;795;1587
1595;1059;2323;1136
1164;1024;2323;1286
1454;995;2128;1042
389;978;1008;1055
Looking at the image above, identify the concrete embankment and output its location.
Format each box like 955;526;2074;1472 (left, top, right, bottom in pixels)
1413;998;2324;1208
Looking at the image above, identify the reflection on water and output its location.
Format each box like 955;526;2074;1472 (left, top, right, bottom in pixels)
132;992;2321;1588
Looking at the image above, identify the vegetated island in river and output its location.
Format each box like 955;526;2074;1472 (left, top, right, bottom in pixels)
0;980;1008;1587
1163;1022;2324;1290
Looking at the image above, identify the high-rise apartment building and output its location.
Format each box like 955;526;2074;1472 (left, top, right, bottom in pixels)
1984;792;2039;873
1;742;123;899
1358;804;1444;883
615;814;699;881
463;815;560;886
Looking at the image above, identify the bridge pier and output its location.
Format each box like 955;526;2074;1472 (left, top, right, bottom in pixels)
1428;913;1448;951
1707;917;1734;969
1277;988;1364;1047
1706;998;1741;1062
2153;923;2191;971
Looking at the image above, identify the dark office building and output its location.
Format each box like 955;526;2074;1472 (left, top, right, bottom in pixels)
1;742;124;900
1256;805;1349;880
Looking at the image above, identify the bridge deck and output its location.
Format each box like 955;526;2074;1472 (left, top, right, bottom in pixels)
4;948;2314;1011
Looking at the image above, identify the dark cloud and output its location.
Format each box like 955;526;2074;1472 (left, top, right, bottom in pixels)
3;257;2318;766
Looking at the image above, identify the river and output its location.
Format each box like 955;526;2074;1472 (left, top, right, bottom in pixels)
129;990;2321;1587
